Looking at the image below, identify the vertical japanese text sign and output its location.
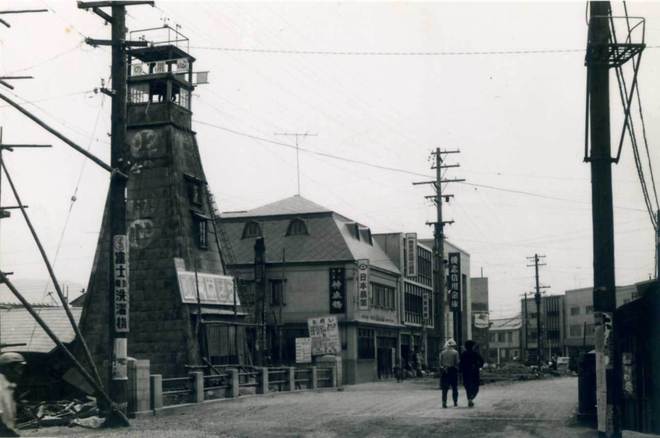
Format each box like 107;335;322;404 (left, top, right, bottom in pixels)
448;252;461;311
357;259;369;310
113;235;129;332
405;233;418;277
329;267;346;314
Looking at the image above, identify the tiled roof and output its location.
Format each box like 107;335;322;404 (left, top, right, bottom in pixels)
490;315;522;331
222;195;331;218
0;307;82;353
219;196;399;274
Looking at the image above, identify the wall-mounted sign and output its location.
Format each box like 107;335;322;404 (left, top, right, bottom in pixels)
448;252;461;311
113;235;129;333
405;233;418;277
176;269;239;306
307;316;340;355
295;337;312;364
474;312;489;329
357;259;370;310
329;267;346;314
422;291;430;321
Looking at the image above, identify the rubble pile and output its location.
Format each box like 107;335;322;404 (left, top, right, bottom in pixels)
16;397;102;430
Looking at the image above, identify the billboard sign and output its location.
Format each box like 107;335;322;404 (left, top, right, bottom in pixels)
448;252;461;311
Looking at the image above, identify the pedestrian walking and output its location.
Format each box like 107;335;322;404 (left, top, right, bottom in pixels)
0;352;26;437
438;339;459;408
460;340;484;408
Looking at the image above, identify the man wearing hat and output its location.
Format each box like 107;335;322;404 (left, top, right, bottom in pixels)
438;339;459;408
0;352;25;437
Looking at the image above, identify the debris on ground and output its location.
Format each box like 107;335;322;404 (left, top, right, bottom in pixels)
16;397;100;430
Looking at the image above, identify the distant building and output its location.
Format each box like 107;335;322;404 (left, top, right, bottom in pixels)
521;294;565;364
563;284;639;361
470;276;490;357
488;315;522;365
220;195;402;384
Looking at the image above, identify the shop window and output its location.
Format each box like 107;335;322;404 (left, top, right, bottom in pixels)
358;328;375;359
270;279;286;306
286;218;308;236
242;221;261;239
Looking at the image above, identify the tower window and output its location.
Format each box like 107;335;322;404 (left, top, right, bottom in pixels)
286;218;308;236
242;221;261;239
192;212;210;250
129;83;149;104
184;174;204;206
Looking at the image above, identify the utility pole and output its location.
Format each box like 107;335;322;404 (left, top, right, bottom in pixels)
413;148;464;345
273;132;318;196
521;292;528;362
656;209;659;278
78;1;153;425
526;254;549;367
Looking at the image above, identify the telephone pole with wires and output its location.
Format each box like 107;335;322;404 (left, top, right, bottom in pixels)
413;148;464;346
77;0;154;425
526;254;549;367
273;132;317;196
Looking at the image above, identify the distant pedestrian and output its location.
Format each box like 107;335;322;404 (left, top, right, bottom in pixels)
438;339;459;408
460;340;484;407
0;352;26;437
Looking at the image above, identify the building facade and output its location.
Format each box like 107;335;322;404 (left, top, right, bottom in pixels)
373;233;434;369
520;294;564;364
219;195;402;384
488;315;522;365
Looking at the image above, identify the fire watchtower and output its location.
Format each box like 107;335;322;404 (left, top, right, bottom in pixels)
79;26;244;379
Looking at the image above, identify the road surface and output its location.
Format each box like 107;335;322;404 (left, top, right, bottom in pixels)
25;376;597;437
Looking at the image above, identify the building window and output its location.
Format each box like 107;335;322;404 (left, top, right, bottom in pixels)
242;221;261;239
585;305;594;314
286;218;308;236
570;325;582;337
185;175;204;206
372;283;395;310
192;212;209;250
507;332;513;343
490;332;496;342
570;306;580;316
128;83;149;103
358;328;375;359
497;332;506;343
270;279;285;306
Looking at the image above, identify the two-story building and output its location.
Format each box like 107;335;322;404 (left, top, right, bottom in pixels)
488;315;522;365
219;195;402;384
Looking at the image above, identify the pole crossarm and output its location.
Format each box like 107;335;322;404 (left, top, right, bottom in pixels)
0;9;49;14
0;91;126;178
85;37;149;48
77;1;154;9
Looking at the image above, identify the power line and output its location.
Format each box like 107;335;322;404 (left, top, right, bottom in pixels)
194;118;648;212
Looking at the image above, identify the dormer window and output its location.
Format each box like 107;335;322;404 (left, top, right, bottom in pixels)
286;218;308;236
242;221;261;239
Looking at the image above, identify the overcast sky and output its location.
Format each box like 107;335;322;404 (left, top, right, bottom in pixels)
0;1;657;317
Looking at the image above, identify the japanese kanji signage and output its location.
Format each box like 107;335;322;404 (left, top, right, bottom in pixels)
423;291;430;321
295;337;312;364
405;233;417;277
113;235;129;333
307;316;340;355
357;259;369;310
448;252;461;311
329;267;346;314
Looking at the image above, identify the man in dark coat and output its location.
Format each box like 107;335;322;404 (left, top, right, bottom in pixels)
459;340;484;407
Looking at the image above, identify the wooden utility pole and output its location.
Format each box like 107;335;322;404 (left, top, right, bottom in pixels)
526;254;548;367
413;148;464;345
585;2;619;436
78;0;153;425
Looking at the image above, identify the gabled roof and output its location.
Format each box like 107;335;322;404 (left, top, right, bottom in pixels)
222;195;331;219
1;307;82;353
490;315;522;331
219;196;399;274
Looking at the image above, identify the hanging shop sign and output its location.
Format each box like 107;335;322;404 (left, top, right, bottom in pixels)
295;337;312;364
307;315;340;356
357;259;369;310
329;267;346;314
113;235;129;333
175;262;239;307
448;252;461;311
405;233;418;277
